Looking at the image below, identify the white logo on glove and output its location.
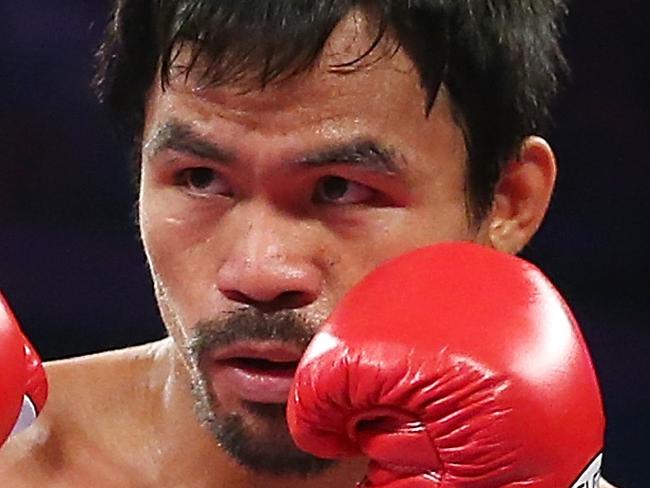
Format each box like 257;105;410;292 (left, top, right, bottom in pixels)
570;453;602;488
9;395;37;437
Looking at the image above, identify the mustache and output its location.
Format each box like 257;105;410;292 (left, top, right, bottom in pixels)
187;308;318;359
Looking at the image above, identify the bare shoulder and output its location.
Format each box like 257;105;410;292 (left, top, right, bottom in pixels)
0;339;170;487
45;339;168;385
43;339;169;404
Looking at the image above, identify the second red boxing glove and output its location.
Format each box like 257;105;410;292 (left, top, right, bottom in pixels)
287;243;604;488
0;293;48;447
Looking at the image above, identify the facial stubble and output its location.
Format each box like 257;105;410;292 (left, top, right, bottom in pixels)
186;308;337;477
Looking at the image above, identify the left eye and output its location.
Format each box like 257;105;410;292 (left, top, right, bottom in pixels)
313;176;375;204
176;167;233;197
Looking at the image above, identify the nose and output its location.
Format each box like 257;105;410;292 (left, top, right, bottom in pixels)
216;210;323;312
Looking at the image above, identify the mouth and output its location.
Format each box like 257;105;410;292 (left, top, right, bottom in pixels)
205;343;303;404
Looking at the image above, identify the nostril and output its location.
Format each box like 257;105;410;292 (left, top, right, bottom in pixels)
276;290;313;310
220;289;256;305
220;288;315;311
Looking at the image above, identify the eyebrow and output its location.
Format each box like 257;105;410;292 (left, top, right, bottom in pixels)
145;119;403;176
293;139;403;175
144;120;236;163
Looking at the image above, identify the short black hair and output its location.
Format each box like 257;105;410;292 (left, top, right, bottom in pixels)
94;0;568;222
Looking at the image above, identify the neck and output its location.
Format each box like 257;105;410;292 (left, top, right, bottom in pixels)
144;338;367;488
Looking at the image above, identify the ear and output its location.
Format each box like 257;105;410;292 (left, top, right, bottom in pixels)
476;136;557;254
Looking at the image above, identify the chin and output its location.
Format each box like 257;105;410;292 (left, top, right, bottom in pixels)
209;399;335;476
190;364;334;476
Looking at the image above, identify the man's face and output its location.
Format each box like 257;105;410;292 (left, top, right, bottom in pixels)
138;12;482;478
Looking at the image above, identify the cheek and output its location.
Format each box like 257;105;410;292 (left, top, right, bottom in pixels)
140;178;226;273
140;200;193;286
139;192;228;329
325;203;471;302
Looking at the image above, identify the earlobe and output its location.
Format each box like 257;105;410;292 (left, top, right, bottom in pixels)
485;136;557;254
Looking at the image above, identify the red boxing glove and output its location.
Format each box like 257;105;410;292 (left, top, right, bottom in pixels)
0;293;48;447
288;243;605;488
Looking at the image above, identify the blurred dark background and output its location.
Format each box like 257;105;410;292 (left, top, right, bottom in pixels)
1;2;647;486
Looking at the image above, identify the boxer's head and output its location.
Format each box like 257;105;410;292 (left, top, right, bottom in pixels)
95;0;566;478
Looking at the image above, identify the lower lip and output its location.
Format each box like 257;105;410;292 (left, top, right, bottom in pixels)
208;360;297;404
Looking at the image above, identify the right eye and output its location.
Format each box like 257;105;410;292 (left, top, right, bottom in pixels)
175;168;233;197
313;176;376;205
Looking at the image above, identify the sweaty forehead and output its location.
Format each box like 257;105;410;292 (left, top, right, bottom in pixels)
152;9;424;120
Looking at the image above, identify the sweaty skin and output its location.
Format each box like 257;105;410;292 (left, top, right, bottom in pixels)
0;10;617;488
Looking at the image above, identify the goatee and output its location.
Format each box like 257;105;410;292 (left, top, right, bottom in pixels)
186;308;337;477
